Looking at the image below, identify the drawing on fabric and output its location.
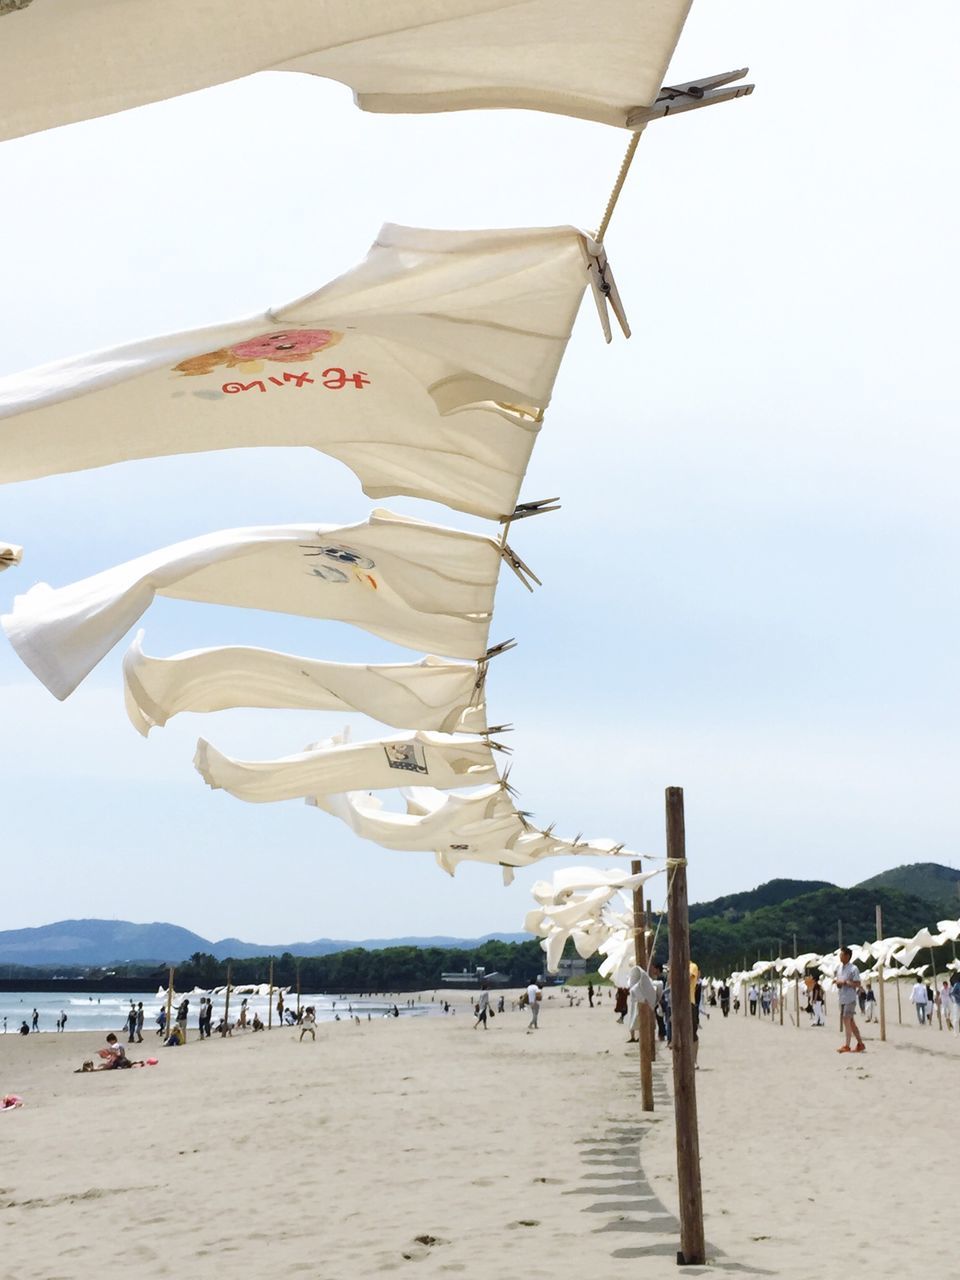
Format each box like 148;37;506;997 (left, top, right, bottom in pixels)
383;742;428;774
173;329;342;376
300;542;378;589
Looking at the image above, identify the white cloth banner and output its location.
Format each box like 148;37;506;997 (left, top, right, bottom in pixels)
2;508;503;699
0;541;22;572
194;731;499;803
123;632;485;736
0;225;594;521
0;0;692;141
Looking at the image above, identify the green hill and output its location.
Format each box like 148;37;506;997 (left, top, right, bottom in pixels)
688;878;834;924
856;862;960;918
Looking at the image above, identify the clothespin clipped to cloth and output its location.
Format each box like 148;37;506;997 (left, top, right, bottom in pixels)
0;541;23;571
626;68;754;130
587;245;630;344
500;543;541;592
474;638;516;693
501;497;561;523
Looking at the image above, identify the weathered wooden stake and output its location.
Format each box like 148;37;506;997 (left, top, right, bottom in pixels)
296;962;302;1018
895;970;902;1025
875;906;887;1042
794;974;800;1030
268;958;274;1031
632;860;654;1112
222;963;232;1035
665;787;705;1267
164;966;175;1041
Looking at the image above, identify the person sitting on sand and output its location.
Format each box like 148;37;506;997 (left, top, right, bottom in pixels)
18;1021;29;1036
216;1018;233;1037
299;1007;317;1041
251;1012;264;1032
81;1033;131;1070
164;1025;185;1048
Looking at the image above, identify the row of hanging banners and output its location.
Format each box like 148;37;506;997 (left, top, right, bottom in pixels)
0;1;751;890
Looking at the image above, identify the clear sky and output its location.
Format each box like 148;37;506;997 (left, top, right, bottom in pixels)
1;1;958;944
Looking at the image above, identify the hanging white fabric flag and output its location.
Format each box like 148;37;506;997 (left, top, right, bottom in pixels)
309;784;521;852
123;632;485;736
2;508;506;700
0;224;597;521
194;731;499;803
0;0;692;142
0;542;22;572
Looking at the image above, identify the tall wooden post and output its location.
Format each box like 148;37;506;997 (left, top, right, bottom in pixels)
794;974;800;1030
296;962;302;1018
665;787;705;1267
268;958;274;1031
875;906;887;1042
164;967;175;1041
895;969;902;1025
632;860;654;1112
778;975;784;1026
222;963;232;1035
646;897;658;1061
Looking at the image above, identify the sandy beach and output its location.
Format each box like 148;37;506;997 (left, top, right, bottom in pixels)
1;991;955;1279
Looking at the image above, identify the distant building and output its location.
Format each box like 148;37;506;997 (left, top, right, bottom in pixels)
440;965;509;986
556;958;588;978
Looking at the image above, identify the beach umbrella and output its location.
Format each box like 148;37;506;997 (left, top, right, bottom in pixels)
123;631;489;737
0;224;602;522
194;729;502;803
0;0;694;143
0;542;21;572
2;508;515;700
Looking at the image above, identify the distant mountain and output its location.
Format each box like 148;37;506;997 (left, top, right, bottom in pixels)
856;862;960;918
0;919;530;968
688;878;834;924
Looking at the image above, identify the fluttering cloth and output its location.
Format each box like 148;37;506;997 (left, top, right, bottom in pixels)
0;0;693;142
0;542;22;572
194;731;499;803
0;225;596;521
312;785;633;877
2;509;504;700
123;632;485;736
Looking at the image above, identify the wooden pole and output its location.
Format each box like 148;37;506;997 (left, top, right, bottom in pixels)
222;963;232;1035
164;966;175;1042
778;974;784;1026
794;974;800;1030
268;958;274;1031
875;906;887;1042
895;969;902;1025
296;962;302;1019
665;787;705;1267
632;860;654;1112
646;897;658;1061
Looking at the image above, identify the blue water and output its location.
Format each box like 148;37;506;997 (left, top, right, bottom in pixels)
0;990;439;1034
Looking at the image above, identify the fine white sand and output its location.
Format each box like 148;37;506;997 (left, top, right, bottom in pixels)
1;989;955;1279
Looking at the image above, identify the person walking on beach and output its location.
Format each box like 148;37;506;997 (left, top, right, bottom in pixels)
939;981;953;1030
718;982;730;1017
473;985;490;1030
836;948;865;1053
135;1002;144;1042
747;985;758;1017
526;980;542;1032
156;1007;166;1037
31;1008;39;1032
299;1007;317;1041
176;998;189;1042
811;979;825;1026
276;991;285;1025
863;983;877;1022
127;1003;138;1043
910;978;929;1025
587;981;595;1008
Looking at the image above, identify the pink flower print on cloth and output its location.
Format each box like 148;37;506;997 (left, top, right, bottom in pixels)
174;329;341;376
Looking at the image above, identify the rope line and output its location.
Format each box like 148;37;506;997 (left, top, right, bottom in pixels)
596;130;641;242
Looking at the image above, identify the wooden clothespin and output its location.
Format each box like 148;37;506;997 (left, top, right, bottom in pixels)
627;68;754;130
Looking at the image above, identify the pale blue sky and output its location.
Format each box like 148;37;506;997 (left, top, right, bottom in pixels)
1;1;958;942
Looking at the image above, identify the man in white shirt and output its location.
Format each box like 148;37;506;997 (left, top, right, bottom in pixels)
909;978;929;1025
526;981;541;1032
835;948;865;1054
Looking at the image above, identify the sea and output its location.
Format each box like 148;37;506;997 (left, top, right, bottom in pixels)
0;990;440;1034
